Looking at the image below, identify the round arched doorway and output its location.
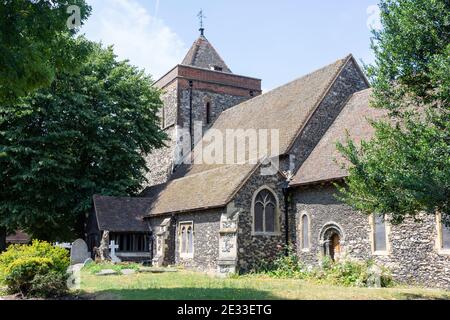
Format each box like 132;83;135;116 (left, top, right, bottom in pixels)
319;223;344;261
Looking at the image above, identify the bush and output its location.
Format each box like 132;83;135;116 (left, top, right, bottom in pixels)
314;257;393;287
252;246;307;279
0;240;70;297
29;272;69;298
251;246;393;288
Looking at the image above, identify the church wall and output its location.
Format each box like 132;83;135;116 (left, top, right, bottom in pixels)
147;209;223;271
234;169;287;272
291;183;450;289
178;87;250;133
143;126;176;188
282;59;369;174
174;209;222;272
161;81;178;128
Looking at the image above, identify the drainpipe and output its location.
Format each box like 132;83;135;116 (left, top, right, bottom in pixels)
188;80;194;151
282;180;290;256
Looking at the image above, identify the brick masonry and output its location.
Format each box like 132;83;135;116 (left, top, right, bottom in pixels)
143;65;261;188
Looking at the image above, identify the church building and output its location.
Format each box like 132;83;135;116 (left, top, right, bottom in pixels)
88;27;450;289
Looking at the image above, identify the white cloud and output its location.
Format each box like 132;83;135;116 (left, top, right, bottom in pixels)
366;5;382;31
81;0;187;80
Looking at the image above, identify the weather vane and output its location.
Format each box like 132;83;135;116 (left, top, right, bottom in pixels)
198;9;206;36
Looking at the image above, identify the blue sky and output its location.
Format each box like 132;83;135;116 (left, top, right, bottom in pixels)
81;0;381;91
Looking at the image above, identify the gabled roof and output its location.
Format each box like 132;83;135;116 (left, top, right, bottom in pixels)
6;230;31;244
148;164;257;216
186;55;352;176
181;35;232;73
93;195;153;232
290;89;388;187
148;55;357;216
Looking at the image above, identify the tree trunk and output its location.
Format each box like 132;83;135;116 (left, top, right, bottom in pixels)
0;227;7;253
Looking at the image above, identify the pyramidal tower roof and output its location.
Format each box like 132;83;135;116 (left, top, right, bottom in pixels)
181;34;232;73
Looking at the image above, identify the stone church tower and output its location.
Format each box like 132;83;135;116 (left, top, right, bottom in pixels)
144;29;262;188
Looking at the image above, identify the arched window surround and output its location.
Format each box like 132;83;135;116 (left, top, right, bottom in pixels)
251;186;281;236
179;221;194;259
299;211;311;252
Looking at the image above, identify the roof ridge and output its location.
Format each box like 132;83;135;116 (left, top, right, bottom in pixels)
284;55;352;152
221;55;350;116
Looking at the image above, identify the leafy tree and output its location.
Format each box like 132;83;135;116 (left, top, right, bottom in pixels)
0;43;166;240
337;0;449;225
0;0;91;104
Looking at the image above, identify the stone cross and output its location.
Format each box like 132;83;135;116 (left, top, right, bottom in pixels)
109;240;121;263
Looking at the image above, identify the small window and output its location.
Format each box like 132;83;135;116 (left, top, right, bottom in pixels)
373;214;387;252
213;65;223;71
252;188;279;234
206;102;211;124
249;90;254;97
301;214;310;250
179;222;194;257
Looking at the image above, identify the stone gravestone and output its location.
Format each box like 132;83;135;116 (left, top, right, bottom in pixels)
70;239;90;265
109;240;121;263
367;264;382;288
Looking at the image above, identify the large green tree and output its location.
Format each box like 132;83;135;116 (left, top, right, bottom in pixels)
0;43;166;241
337;0;449;224
0;0;91;104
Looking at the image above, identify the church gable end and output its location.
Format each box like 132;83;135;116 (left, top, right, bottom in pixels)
284;55;369;174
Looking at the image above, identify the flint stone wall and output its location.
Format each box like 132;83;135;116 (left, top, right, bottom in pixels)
292;183;450;289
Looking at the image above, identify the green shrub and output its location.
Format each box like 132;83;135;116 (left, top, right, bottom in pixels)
29;271;69;298
252;246;393;288
251;246;307;279
4;257;53;295
0;240;70;297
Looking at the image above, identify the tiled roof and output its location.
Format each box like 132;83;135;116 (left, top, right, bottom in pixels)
6;230;31;244
149;164;257;216
148;56;352;215
93;195;153;232
193;55;350;170
181;35;232;73
290;89;387;186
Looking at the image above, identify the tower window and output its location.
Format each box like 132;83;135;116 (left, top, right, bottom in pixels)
206;102;212;124
250;90;254;97
212;65;223;71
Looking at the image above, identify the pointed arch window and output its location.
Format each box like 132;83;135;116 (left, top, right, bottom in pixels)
252;188;279;234
179;222;194;258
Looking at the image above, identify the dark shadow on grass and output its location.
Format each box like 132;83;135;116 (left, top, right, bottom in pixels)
83;287;279;300
400;293;450;301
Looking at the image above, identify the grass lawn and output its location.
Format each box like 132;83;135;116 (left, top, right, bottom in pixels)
79;269;450;300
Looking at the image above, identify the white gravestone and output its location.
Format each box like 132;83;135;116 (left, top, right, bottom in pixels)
109;240;121;263
70;239;90;265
